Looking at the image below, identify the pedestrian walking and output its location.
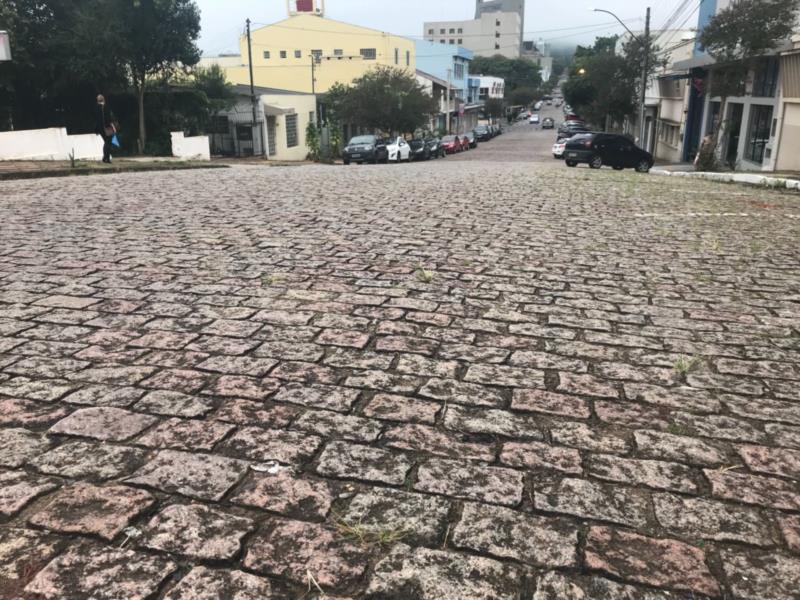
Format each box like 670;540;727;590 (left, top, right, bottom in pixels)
94;94;117;164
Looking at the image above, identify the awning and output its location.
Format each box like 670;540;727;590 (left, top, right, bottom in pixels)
263;104;295;117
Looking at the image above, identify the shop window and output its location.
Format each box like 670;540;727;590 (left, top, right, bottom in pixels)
744;105;773;163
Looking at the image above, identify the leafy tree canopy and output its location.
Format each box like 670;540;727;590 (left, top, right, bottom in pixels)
470;55;542;92
328;66;438;135
700;0;799;64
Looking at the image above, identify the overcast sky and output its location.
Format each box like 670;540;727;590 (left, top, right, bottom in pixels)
196;0;693;56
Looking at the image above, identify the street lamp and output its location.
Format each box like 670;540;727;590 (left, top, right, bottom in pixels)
578;68;586;75
591;7;651;147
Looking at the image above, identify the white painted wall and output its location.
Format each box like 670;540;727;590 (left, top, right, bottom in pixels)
424;12;521;58
0;128;103;161
170;132;211;160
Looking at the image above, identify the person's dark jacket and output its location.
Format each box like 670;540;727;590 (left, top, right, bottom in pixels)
95;104;114;136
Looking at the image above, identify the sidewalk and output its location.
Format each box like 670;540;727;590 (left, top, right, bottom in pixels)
0;158;227;181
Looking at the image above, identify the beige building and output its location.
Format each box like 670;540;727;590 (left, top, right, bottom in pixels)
201;13;416;94
774;34;800;171
423;12;522;59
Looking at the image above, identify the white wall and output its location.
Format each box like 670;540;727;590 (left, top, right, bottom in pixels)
170;132;211;160
0;128;103;161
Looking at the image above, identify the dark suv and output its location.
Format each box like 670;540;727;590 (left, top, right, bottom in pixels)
343;135;388;164
474;125;492;141
564;133;653;172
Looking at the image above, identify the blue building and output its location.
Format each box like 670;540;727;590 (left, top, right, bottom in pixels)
414;39;481;133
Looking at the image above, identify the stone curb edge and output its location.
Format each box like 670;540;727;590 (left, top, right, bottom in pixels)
650;169;800;191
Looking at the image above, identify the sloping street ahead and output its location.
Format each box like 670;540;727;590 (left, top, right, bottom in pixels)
1;123;800;599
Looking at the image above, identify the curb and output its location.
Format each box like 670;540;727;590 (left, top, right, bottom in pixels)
0;163;228;182
650;169;800;191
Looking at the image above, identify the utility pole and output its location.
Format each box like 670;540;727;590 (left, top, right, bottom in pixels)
246;19;257;127
446;68;452;133
310;54;319;127
639;7;651;149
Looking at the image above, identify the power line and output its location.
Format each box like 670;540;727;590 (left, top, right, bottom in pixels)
245;19;643;40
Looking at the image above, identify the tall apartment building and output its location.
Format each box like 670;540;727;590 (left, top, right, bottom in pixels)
475;0;524;51
423;11;522;59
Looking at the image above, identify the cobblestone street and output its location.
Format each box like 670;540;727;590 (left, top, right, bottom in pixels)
1;123;800;599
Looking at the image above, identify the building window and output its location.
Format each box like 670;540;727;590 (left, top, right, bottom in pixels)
449;39;455;44
280;50;287;58
495;32;500;38
394;48;399;64
454;63;464;79
457;27;463;33
496;19;500;26
495;43;500;49
263;51;270;59
457;38;462;44
428;28;434;34
286;114;298;148
311;49;322;60
440;40;445;44
744;105;773;164
360;48;376;60
440;28;445;34
752;58;779;97
449;28;455;33
334;49;343;56
406;50;410;66
294;50;302;58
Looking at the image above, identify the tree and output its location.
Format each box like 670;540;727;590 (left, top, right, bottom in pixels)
116;0;201;153
698;0;799;167
508;87;538;107
332;66;437;134
562;34;659;131
470;55;542;92
192;64;236;118
0;0;123;130
483;98;505;120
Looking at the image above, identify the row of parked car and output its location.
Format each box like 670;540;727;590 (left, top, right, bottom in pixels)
341;124;504;164
550;113;654;173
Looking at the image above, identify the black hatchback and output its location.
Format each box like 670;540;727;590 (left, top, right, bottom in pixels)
564;133;653;172
342;135;388;164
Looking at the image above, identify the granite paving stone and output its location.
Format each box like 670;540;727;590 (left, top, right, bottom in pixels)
0;470;59;516
366;544;522;599
28;482;155;540
452;502;578;567
48;406;157;441
25;546;177;600
138;503;253;560
163;567;275;600
244;519;368;588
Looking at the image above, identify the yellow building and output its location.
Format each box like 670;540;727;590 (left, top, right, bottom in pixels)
216;13;416;94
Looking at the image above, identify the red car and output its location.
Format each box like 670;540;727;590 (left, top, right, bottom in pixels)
441;135;463;154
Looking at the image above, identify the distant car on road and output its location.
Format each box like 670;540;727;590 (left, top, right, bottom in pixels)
386;136;411;162
464;131;478;148
541;117;555;129
564;133;654;172
426;136;446;158
534;101;543;111
474;125;492;141
529;114;540;125
342;135;388;165
409;138;432;161
441;135;463;154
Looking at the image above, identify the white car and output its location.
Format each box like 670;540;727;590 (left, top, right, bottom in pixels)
534;101;543;111
552;140;566;158
386;137;411;162
529;114;540;124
